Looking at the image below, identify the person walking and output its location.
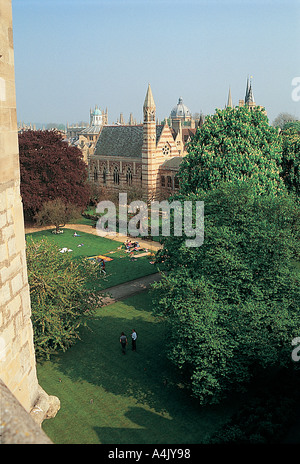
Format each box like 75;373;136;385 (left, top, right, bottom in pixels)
131;329;137;352
120;332;127;354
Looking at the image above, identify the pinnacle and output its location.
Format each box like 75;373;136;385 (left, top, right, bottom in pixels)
143;83;156;109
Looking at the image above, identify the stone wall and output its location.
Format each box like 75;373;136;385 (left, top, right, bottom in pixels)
0;0;59;430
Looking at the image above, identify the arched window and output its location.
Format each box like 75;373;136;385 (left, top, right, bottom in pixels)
113;166;120;185
167;176;172;188
93;167;98;182
103;167;107;185
126;166;132;185
161;175;165;187
174;176;179;189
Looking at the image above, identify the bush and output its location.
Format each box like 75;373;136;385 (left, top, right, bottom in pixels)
26;238;103;359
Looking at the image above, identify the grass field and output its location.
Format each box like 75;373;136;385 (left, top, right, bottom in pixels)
25;228;161;289
38;292;235;444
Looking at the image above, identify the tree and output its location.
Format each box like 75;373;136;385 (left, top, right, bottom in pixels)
152;183;300;405
282;120;300;131
19;130;90;218
273;112;297;130
26;238;103;359
34;198;81;232
280;126;300;197
87;180;108;207
179;106;284;196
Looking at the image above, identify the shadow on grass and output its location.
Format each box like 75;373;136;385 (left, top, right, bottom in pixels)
48;315;186;414
39;292;237;444
93;406;201;444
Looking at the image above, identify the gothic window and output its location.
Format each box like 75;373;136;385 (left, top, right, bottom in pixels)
161;176;165;187
103;167;107;185
93;167;98;182
167;176;172;188
126;166;132;185
113;166;120;185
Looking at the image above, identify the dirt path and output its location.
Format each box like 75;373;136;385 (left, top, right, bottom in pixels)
101;272;162;306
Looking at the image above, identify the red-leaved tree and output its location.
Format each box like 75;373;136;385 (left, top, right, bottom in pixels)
19;130;90;218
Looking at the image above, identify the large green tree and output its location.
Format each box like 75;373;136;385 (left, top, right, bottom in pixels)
152;183;300;405
179;106;284;195
26;238;103;359
280;126;300;197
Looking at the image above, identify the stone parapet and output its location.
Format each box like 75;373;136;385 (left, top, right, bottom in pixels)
0;0;60;427
0;378;53;444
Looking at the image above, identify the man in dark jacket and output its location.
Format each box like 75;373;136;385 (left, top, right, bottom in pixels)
120;332;127;354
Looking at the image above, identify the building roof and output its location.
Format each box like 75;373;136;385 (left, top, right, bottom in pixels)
80;125;102;135
93;124;164;158
160;156;183;170
170;126;197;142
170;97;192;119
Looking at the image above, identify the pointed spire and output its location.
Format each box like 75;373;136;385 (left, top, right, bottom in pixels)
245;76;250;103
198;113;205;128
227;87;233;108
247;77;255;104
143;83;155;109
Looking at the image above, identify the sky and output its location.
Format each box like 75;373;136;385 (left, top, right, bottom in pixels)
11;0;300;126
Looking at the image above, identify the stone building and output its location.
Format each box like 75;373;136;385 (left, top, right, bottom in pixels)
88;86;202;200
88;78;264;201
66;106;108;163
88;84;188;200
77;106;108;163
0;0;59;442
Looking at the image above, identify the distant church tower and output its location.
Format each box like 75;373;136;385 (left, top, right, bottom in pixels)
142;84;157;200
226;87;233;108
239;76;256;109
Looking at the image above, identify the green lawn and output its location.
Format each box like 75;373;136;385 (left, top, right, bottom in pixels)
25;228;161;289
38;292;234;444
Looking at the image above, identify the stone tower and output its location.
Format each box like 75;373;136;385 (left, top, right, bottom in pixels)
0;0;59;436
142;84;157;200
